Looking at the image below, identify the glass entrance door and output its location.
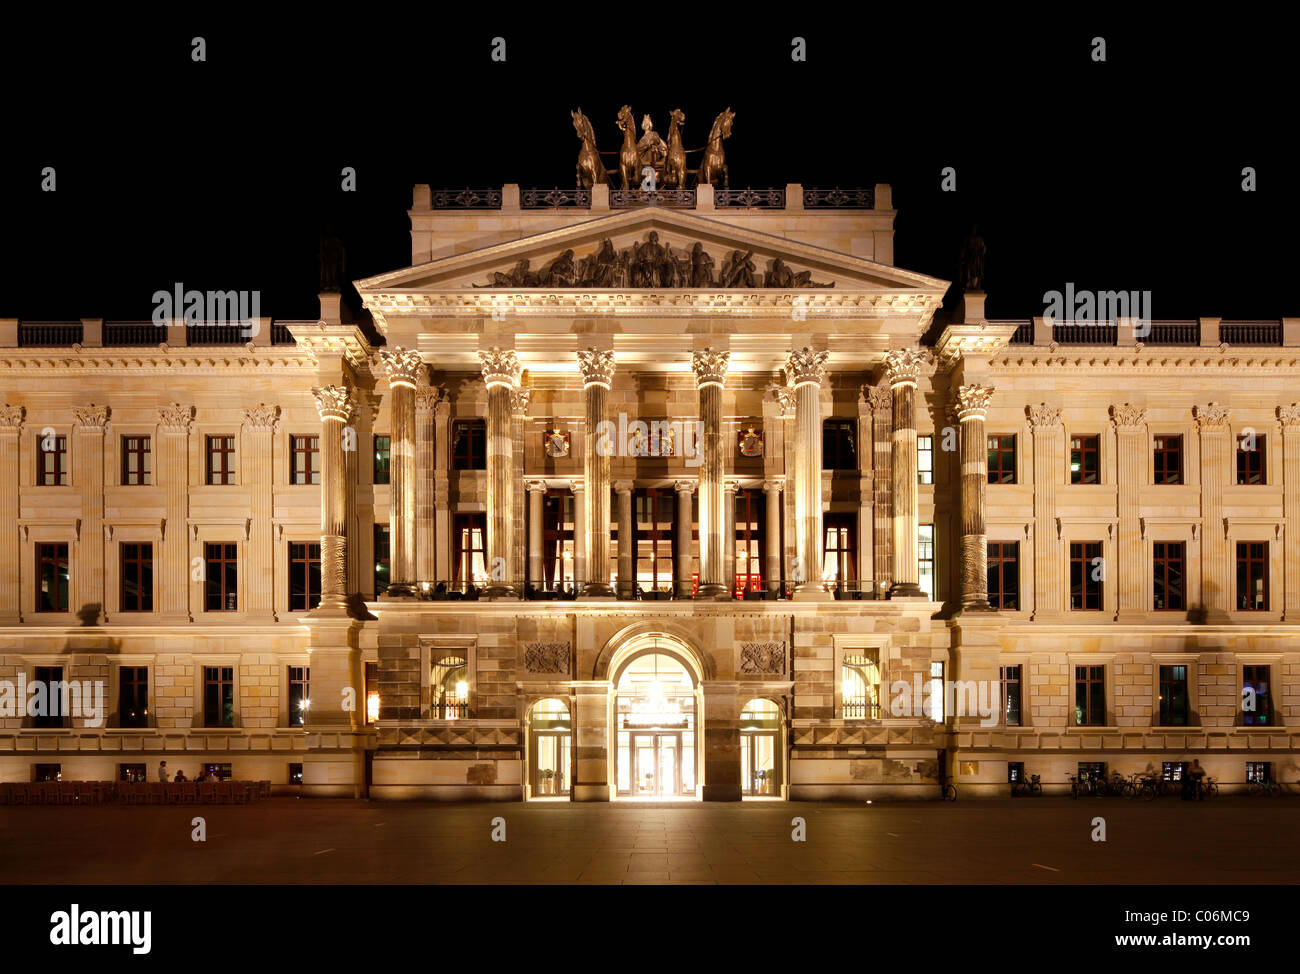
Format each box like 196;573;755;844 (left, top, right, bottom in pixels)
741;732;779;796
533;732;571;796
630;732;681;796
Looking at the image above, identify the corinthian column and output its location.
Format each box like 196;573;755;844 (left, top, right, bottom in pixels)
763;479;783;597
693;348;731;600
956;384;995;610
886;349;927;598
310;385;354;615
380;347;423;596
786;347;830;600
615;480;635;599
578;348;616;598
527;480;546;592
674;480;695;598
479;347;521;598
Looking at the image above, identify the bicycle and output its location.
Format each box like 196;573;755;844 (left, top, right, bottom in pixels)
1011;773;1042;797
1248;778;1281;797
1134;774;1159;801
1201;776;1218;799
1068;774;1092;799
941;781;957;801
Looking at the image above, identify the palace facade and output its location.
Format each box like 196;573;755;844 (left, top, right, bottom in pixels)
2;175;1299;800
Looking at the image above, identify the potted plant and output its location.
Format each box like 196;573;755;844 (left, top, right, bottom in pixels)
539;768;554;795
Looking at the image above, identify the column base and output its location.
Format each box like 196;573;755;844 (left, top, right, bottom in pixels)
571;784;611;802
383;583;418;598
958;599;996;613
484;584;518;600
701;783;742;802
695;582;730;600
616;581;636;600
889;582;927;600
792;587;833;602
579;581;615;599
308;595;352;618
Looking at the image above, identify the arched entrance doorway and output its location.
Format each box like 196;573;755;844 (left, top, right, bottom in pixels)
526;698;572;799
740;698;783;798
612;650;699;798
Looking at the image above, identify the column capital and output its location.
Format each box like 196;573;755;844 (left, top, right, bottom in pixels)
955;384;995;422
311;385;354;423
0;404;25;429
240;404;280;432
863;385;893;414
1109;403;1147;431
691;347;731;389
674;479;696;495
1195;402;1231;431
613;479;634;494
416;385;446;415
1026;402;1062;429
511;386;532;414
762;478;784;492
525;479;548;494
478;347;520;389
379;346;424;389
157;403;194;433
570;480;585;495
1278;403;1300;429
884;348;928;388
577;347;616;389
723;479;740;494
768;384;797;416
72;404;109;431
784;347;828;387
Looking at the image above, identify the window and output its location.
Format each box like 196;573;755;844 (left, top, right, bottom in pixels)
841;653;880;719
1078;762;1106;782
203;763;233;781
1152;542;1185;611
635;488;676;596
119;666;148;728
733;489;764;598
205;435;235;485
453;514;487;585
1161;761;1189;782
1246;761;1272;783
1236;542;1268;611
204;543;238;612
32;666;65;728
987;541;1019;610
288;666;310;726
1074;665;1105;725
432;656;470;719
1000;665;1022;726
120;543;153;612
288;542;321;611
1153;434;1182;484
451;419;487;470
374;524;390;595
918;524;935;600
917;435;933;484
1158;664;1189;726
1069;542;1103;611
36;435;68;485
36;543;69;612
289;763;304;785
928;661;945;721
373;435;391;484
364;661;380;724
119;763;146;783
203;666;235;727
987;435;1016;484
290;435;319;485
542;493;575;587
1236;433;1265;485
33;764;61;782
1242;665;1273;726
1069;434;1100;484
822;419;857;471
121;435;151;485
1008;761;1025;783
823;514;856;587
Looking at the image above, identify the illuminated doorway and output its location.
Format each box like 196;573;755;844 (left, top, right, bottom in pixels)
527;698;571;798
614;651;697;797
740;698;783;797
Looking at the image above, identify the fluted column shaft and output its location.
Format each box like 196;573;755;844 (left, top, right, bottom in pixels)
723;480;738;596
886;350;925;598
571;483;587;586
479;348;520;598
527;481;545;590
763;480;782;596
786;348;829;599
582;387;614;597
390;383;416;593
956;385;994;610
311;386;352;615
0;408;20;621
674;481;695;598
693;348;730;600
616;481;634;599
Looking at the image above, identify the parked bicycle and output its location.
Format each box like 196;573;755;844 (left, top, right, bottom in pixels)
1248;778;1281;797
941;782;957;801
1011;773;1042;797
1133;774;1159;801
1201;776;1218;799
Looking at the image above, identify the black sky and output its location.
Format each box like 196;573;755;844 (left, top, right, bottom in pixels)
3;14;1293;324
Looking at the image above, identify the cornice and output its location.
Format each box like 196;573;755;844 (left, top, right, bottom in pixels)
0;350;319;374
990;349;1300;374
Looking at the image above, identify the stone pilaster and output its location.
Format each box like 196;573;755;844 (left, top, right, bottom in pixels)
787;347;830;600
855;389;874;586
70;404;113;623
381;347;423;595
415;386;440;584
526;480;546;591
0;406;23;622
674;480;695;598
956;385;995;610
867;385;894;593
1197;402;1232;618
571;481;586;586
763;478;783;597
433;393;451;582
511;385;529;589
772;386;798;594
1280;405;1300;620
701;681;742;801
578;348;616;598
886;349;926;598
1111;402;1146;619
1031;404;1067;618
241;405;278;618
479;347;521;598
693;348;730;599
310;385;354;616
146;404;189;620
572;681;611;801
615;480;634;599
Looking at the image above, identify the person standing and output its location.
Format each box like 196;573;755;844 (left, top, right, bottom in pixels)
157;761;169;782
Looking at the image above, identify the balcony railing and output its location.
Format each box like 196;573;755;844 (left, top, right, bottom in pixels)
997;320;1034;344
1143;320;1199;345
19;322;83;347
803;187;874;208
715;187;785;208
609;187;696;208
185;324;253;345
407;578;863;602
1221;320;1281;345
431;187;502;209
1052;321;1117;345
431;702;472;720
842;699;881;720
103;322;167;346
520;187;591;209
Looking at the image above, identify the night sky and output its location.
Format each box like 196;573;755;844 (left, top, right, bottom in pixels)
3;15;1292;325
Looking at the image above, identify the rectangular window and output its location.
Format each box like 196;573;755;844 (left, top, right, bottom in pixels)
1152;541;1185;611
451;419;487;470
33;666;66;728
121;435;151;485
289;763;304;785
364;661;380;724
1236;433;1265;485
841;653;881;719
205;435;235;485
733;489;764;599
36;435;68;486
928;661;945;721
1153;434;1183;485
1008;761;1025;783
288;542;321;611
918;524;935;600
120;542;153;612
290;435;320;485
1000;665;1022;726
1242;665;1273;726
1158;664;1189;726
1074;665;1105;725
33;764;61;782
635;488;676;597
203;666;235;727
374;524;390;595
204;542;238;612
987;435;1016;484
542;493;575;588
1161;761;1189;782
373;435;391;484
453;513;487;585
288;665;310;726
987;541;1019;610
1069;434;1100;484
1069;541;1103;611
119;666;149;728
823;514;856;588
432;655;470;719
203;763;233;781
1078;761;1107;782
1246;761;1271;783
822;419;857;471
119;763;146;783
36;543;70;612
1236;541;1268;611
917;434;934;484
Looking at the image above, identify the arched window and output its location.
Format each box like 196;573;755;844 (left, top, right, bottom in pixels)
432;656;468;719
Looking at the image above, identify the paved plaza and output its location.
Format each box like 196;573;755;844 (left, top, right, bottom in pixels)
1;797;1294;884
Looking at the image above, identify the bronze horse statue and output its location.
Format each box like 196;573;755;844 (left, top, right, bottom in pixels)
700;107;734;189
663;108;687;189
616;105;640;190
571;108;607;188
